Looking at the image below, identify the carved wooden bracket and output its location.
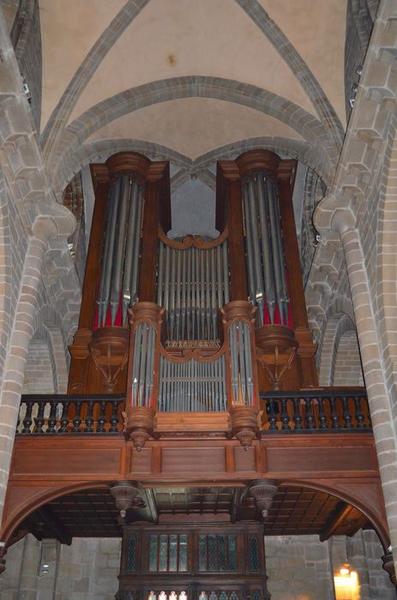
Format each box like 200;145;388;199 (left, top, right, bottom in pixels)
248;479;278;518
89;327;129;393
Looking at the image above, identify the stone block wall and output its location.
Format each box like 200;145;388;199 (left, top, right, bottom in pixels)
333;330;364;386
1;532;393;600
265;535;334;600
23;338;55;394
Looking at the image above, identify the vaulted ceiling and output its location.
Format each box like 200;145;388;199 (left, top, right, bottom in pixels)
33;0;348;188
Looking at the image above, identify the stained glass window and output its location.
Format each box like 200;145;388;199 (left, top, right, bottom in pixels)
148;534;188;572
248;536;259;572
198;534;237;572
126;534;138;572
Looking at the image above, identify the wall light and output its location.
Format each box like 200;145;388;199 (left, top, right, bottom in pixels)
334;564;360;600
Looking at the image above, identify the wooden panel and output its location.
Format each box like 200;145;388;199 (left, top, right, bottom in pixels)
130;448;152;475
234;446;256;472
156;412;230;433
161;448;225;473
266;445;378;476
12;447;122;477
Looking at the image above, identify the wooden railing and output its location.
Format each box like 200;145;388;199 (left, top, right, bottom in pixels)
260;388;371;433
16;395;125;435
16;388;371;436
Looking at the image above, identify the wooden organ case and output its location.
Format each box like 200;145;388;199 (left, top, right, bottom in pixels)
116;521;270;600
68;149;317;448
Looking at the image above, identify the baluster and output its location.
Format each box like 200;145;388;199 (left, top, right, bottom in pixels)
47;400;57;433
72;400;82;432
280;398;290;431
304;398;314;430
354;395;365;429
59;401;69;433
330;396;339;429
342;396;352;430
110;400;119;433
22;400;33;434
266;398;277;431
85;400;94;433
317;397;327;430
97;401;107;433
292;397;302;431
34;400;45;433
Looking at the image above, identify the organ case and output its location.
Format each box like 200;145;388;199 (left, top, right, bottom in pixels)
67;150;317;446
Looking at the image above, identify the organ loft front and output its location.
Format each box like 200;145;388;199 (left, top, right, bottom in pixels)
1;150;393;596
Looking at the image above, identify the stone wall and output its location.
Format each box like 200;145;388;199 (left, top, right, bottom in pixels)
333;330;364;386
0;532;393;600
265;535;334;600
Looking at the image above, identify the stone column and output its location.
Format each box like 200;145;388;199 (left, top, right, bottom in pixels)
337;218;397;570
17;534;41;600
0;217;62;536
36;539;60;600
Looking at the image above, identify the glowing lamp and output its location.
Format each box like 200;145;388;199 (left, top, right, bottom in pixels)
334;564;360;600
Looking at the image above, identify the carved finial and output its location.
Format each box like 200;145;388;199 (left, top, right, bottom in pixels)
248;480;278;518
110;481;142;520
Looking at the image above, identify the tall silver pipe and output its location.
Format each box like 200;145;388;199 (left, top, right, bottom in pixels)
267;179;285;324
243;183;257;311
186;248;192;339
257;174;276;324
110;176;130;324
248;180;265;325
157;241;165;307
222;241;230;304
211;248;217;338
181;249;187;340
122;181;138;324
268;180;289;324
97;183;116;326
216;245;223;310
99;178;120;326
174;250;180;340
169;249;176;338
229;323;238;402
129;186;143;307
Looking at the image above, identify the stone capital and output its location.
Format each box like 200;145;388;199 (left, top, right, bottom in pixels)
32;204;76;242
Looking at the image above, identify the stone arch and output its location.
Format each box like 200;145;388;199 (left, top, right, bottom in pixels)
57;135;331;200
23;334;55;394
50;77;334;189
22;306;69;395
334;329;364;387
234;0;344;151
41;0;150;152
377;116;397;414
319;310;361;386
0;172;12;385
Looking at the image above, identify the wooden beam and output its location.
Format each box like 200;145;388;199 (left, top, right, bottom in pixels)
144;488;158;523
36;507;72;545
320;503;353;541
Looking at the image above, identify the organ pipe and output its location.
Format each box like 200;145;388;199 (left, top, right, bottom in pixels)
242;172;290;328
156;239;229;342
96;174;144;328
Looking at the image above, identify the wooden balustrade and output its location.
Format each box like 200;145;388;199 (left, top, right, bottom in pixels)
16;389;370;436
260;388;371;433
16;395;125;435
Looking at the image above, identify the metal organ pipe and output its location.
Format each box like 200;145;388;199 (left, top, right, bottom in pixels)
243;172;289;327
96;174;144;328
157;240;230;342
228;320;254;406
131;322;156;408
158;354;227;412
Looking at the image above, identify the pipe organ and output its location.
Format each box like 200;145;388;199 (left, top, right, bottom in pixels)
68;149;317;449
